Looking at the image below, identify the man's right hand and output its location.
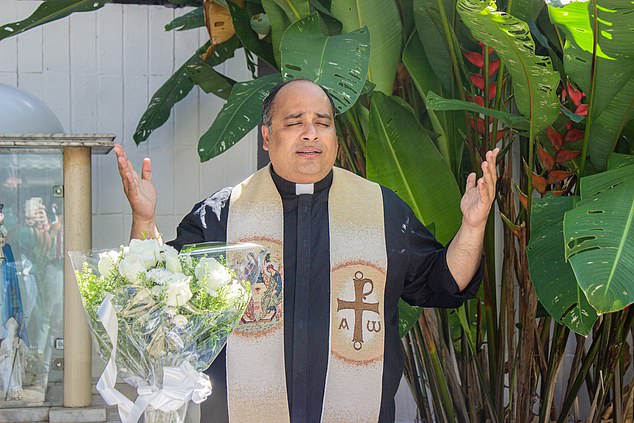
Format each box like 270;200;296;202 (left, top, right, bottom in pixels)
114;144;157;231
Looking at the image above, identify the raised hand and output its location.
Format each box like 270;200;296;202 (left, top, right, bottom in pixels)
114;144;157;225
460;148;499;231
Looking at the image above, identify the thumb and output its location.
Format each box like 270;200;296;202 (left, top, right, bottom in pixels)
141;158;152;181
465;172;477;191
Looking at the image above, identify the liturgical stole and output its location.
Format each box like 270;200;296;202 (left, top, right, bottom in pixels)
226;165;387;423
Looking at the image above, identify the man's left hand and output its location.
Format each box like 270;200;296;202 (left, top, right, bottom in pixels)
460;148;499;231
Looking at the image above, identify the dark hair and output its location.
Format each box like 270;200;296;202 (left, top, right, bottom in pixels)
261;79;337;128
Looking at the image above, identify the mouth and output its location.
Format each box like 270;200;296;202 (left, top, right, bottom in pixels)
296;148;322;158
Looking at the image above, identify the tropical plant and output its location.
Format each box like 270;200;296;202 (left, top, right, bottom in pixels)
2;0;634;421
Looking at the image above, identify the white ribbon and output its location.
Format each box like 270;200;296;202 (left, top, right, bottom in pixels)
96;295;212;423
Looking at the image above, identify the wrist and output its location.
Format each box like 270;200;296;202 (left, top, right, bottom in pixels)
459;218;487;238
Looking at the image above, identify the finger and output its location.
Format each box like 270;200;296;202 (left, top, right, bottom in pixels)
141;158;152;181
465;172;477;191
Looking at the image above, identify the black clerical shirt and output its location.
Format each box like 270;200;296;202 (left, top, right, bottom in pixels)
167;169;482;423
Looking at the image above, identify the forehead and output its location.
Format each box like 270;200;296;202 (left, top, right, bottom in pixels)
271;81;332;118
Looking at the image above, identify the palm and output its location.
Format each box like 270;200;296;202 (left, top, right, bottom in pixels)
461;185;488;229
114;144;157;222
130;178;156;221
460;149;499;230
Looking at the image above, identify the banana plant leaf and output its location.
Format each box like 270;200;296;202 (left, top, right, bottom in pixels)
164;6;205;32
309;0;343;36
0;0;109;41
564;163;634;313
229;2;276;68
412;0;453;92
425;91;529;129
608;153;634;170
271;0;310;21
280;14;370;114
527;195;597;336
134;38;241;144
367;92;462;245
512;0;545;23
198;73;283;162
549;1;634;171
185;56;236;98
262;0;292;66
398;300;422;338
331;0;402;95
457;0;560;135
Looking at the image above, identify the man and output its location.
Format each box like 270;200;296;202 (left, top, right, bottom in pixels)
114;79;499;422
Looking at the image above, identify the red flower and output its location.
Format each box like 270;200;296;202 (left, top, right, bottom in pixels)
467;95;485;107
532;174;547;195
471;74;485;90
555;149;580;163
547;170;573;185
575;104;588;116
546;127;563;151
488;59;500;77
565;128;585;142
464;51;484;68
537;143;555;171
567;82;585;107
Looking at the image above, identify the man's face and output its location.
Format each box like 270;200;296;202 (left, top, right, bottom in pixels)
262;81;338;184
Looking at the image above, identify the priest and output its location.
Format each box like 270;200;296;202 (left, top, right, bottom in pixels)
114;79;499;423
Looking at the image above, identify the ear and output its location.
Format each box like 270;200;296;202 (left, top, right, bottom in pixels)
262;125;270;151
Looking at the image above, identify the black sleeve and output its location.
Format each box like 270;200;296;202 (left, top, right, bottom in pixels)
166;187;231;252
399;201;483;308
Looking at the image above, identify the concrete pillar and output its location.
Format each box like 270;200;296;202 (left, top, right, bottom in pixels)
63;147;92;407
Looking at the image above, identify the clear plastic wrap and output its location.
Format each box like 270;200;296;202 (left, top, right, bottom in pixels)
69;241;263;423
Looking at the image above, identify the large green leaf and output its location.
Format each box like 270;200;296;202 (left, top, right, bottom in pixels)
229;2;277;68
425;91;529;128
134;38;241;144
366;92;462;245
262;0;292;66
185;56;235;99
402;31;465;176
457;0;560;134
549;1;634;171
608;153;634;170
198;74;283;161
280;14;370;114
398;300;422;338
164;6;205;32
527;195;597;335
564;163;634;313
0;0;109;41
412;0;453;92
271;0;310;21
331;0;402;95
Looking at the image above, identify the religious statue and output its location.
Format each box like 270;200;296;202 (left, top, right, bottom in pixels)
0;317;26;401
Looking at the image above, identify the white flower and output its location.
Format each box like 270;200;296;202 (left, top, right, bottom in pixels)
165;273;193;307
146;268;171;285
161;244;182;274
98;250;120;277
117;254;147;283
128;238;161;269
195;257;232;295
173;314;188;327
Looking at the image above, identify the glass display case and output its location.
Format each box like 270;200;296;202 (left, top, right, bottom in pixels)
0;135;113;412
0;151;64;406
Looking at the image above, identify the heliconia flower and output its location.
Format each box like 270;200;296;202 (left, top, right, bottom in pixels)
532;174;547;195
467;95;485;107
575;104;588;116
518;189;528;210
547;170;573;185
546;127;563;151
555;149;580;163
565;121;573;130
537;143;555;171
487;83;497;100
464;51;484;68
471;74;485;90
565;128;585;142
567;81;585;106
488;59;500;77
478;42;494;55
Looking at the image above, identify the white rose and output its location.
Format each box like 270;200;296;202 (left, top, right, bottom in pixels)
117;254;147;283
195;257;232;295
128;238;161;269
97;250;120;277
162;244;182;274
165;273;193;307
146;268;171;285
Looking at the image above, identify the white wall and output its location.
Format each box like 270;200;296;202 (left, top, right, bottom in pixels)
0;1;258;247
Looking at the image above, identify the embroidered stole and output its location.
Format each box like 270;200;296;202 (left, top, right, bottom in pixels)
226;166;387;422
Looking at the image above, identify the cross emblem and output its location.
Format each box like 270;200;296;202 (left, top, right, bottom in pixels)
337;271;380;350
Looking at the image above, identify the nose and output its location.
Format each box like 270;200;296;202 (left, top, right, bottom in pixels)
301;122;318;141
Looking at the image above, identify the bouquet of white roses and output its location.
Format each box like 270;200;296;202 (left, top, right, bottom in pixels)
70;240;261;423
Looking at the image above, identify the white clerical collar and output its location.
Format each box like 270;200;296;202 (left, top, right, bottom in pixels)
295;183;315;195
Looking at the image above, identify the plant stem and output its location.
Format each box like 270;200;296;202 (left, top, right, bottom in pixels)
579;0;599;174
